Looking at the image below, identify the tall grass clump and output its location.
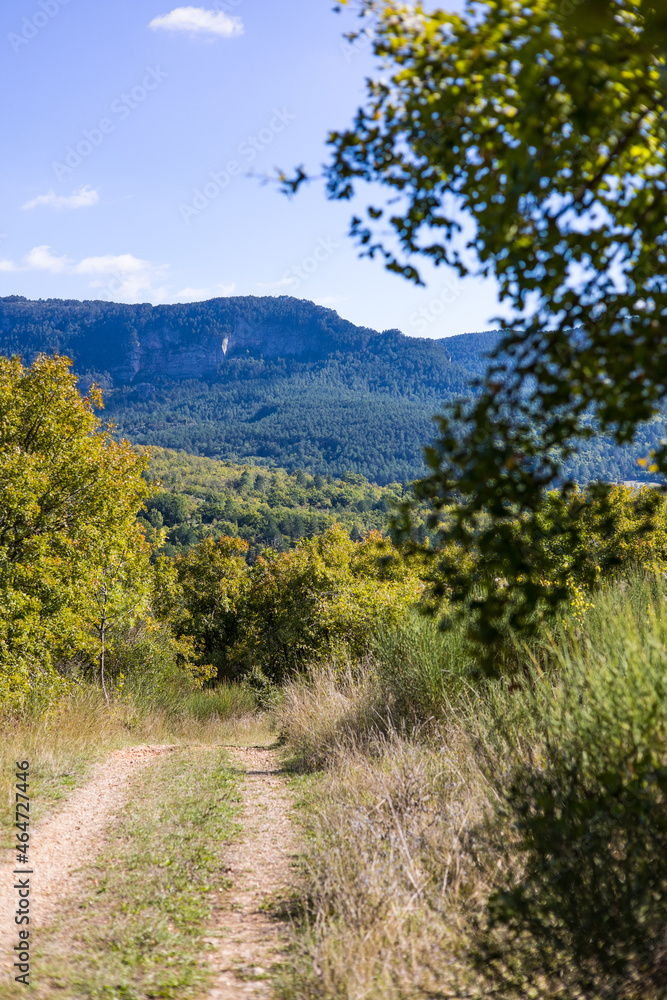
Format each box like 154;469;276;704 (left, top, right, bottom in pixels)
474;573;667;999
277;730;495;1000
274;614;478;771
371;610;476;719
274;661;390;771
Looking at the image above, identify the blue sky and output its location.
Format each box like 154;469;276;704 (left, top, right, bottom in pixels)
0;0;502;338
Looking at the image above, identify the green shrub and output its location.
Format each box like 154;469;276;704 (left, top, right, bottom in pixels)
371;611;475;721
176;684;256;721
172;526;421;684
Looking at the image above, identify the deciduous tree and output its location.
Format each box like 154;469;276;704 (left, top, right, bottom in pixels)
292;0;667;655
0;354;151;707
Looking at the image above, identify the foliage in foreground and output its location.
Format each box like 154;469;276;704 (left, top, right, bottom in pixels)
475;576;667;999
298;0;667;651
401;482;667;661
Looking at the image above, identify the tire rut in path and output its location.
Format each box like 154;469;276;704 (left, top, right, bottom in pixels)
0;743;176;981
207;746;295;999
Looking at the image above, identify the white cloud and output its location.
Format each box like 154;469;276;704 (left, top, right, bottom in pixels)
312;296;341;308
173;282;235;301
0;245;72;274
74;253;154;276
24;245;72;273
149;6;243;37
0;246;167;302
255;277;296;291
74;253;168;302
22;186;100;211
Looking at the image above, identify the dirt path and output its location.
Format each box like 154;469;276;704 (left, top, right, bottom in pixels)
0;743;176;980
207;746;295;999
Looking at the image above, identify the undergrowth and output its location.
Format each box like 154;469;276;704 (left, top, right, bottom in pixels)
276;572;667;999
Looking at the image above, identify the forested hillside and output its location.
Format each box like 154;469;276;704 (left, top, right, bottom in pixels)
141;447;423;558
0;295;661;484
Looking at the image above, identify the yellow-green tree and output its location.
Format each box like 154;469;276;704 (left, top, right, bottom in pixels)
173;536;250;682
85;531;156;703
172;525;421;684
238;525;421;681
0;354;151;710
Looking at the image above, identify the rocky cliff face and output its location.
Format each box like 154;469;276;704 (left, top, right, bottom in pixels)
111;317;348;382
112;326;230;382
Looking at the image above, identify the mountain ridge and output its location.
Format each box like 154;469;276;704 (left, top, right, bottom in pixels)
0;294;476;385
0;295;658;486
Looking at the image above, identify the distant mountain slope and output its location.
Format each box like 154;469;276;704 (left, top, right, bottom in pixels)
0;293;466;384
0;295;660;484
0;295;486;483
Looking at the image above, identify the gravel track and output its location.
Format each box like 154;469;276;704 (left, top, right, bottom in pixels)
207;746;295;999
0;743;176;982
0;741;295;997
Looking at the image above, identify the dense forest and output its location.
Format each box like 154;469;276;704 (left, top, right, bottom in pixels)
0;295;662;485
141;447;424;558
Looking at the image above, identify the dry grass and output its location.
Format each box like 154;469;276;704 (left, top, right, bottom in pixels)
280;733;497;999
276;576;667;999
275;666;503;1000
273;662;394;771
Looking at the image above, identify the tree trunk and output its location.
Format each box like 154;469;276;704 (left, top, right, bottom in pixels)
100;613;109;706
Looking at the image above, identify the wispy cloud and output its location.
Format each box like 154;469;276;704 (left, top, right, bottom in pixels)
74;253;155;277
0;245;72;273
0;246;167;302
149;7;244;38
255;277;295;291
25;245;72;272
22;186;100;211
74;254;168;302
312;296;341;308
